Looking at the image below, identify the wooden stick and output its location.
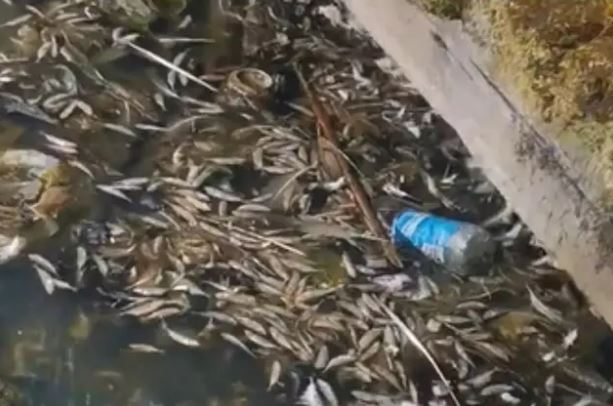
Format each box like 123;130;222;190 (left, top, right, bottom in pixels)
295;66;402;268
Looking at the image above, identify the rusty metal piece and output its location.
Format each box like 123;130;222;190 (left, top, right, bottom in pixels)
216;67;274;109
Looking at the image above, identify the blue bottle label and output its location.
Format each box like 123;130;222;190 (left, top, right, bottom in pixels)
392;210;463;264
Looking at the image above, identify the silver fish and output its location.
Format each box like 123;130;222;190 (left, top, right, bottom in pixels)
268;360;282;390
220;332;255;358
245;330;276;349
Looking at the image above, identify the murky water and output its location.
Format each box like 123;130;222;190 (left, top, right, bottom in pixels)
0;3;281;405
0;1;612;405
0;262;280;405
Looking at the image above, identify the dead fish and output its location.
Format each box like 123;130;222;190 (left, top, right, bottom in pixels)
360;338;382;361
563;328;578;350
298;377;339;406
160;177;193;188
59;99;93;119
256;281;285;296
545;375;555;396
284;271;301;297
130;286;169;297
178;194;212;213
351;391;394;404
296;287;337;303
310;315;345;332
161;322;200;348
341;366;373;384
324;353;356;372
127;343;165;354
371;273;413;292
215;292;257;306
337;301;365;320
480;384;515;396
279;257;319;274
341;251;357;278
220;332;255;358
167;202;198;225
102;122;138;137
435;315;473;325
268;360;282;390
269;327;294;352
205;157;247;166
472;341;510;362
113;177;150;189
466;369;497;388
315;378;339;406
141;306;185;322
453;340;474;367
140;214;172;229
500;392;521;404
394;359;409;390
558;363;613;394
167;49;189;89
196;311;236;326
119;40;217;92
382;302;461;405
28;253;58;276
76;246;87;270
298;378;324;406
252;147;264;168
120;299;166;318
314;345;330;370
41;132;77;154
571;397;599;406
35;265;56;295
199;221;228;239
262;303;296;319
171;278;208;297
235;203;271;213
33;264;76;295
245;330;276;349
91;254;109;277
97;184;132;202
527;286;565;325
372;363;403;391
358;328;383;353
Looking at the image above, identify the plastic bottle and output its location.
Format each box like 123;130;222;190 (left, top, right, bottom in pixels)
391;208;495;274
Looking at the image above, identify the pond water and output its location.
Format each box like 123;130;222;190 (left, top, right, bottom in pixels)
0;2;279;405
0;1;612;405
0;261;279;405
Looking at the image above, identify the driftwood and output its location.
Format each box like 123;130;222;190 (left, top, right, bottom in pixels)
296;67;402;268
342;0;613;328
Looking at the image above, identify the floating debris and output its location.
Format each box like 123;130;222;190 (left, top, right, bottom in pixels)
0;0;605;405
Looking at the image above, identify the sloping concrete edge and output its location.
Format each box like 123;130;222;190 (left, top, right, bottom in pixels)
342;0;613;328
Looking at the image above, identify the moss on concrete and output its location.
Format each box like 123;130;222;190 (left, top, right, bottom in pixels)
458;0;613;206
417;0;465;19
415;0;613;205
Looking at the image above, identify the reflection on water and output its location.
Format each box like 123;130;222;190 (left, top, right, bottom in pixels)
0;261;277;405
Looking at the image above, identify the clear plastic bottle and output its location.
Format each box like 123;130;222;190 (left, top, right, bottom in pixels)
391;208;495;275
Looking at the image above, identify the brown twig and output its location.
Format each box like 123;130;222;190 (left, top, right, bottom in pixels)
295;66;402;268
